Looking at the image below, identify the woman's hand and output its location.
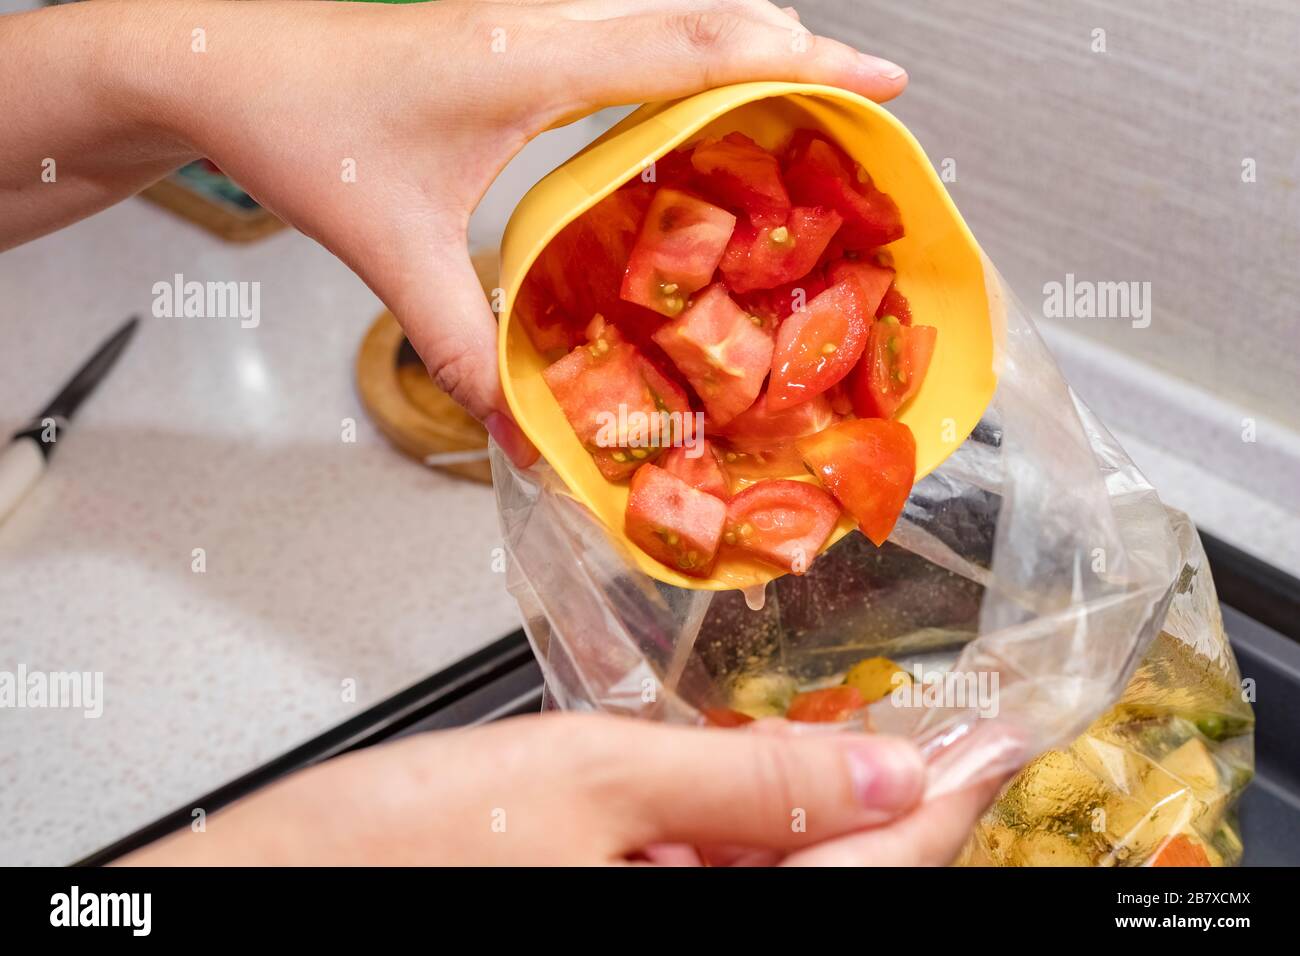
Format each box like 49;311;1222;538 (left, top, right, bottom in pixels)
1;0;907;462
120;713;1016;866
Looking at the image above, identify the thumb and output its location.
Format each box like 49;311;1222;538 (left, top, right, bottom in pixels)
391;246;537;468
782;725;1028;866
564;716;926;854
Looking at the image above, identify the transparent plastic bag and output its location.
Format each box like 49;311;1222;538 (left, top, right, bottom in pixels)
492;263;1254;866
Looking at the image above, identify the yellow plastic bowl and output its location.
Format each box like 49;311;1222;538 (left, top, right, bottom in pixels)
499;82;996;591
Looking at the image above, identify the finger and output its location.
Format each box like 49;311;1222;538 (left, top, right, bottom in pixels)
529;9;906;123
560;0;806;34
537;714;926;854
782;729;1025;866
782;765;1013;866
392;245;538;467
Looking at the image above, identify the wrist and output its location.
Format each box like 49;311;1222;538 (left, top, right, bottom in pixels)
92;0;228;161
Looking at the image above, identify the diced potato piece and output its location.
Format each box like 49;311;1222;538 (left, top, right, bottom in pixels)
1072;736;1150;796
843;657;909;703
955;832;995;867
979;822;1020;866
1011;829;1101;867
729;672;797;719
1001;750;1105;825
1160;737;1221;793
1103;786;1198;861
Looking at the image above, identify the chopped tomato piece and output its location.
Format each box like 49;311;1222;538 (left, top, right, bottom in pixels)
646;147;697;191
620;188;736;317
850;319;937;419
715;441;806;481
690;132;791;228
767;277;871;408
650;283;773;427
542;325;678;480
826;381;854;416
783;131;904;249
1150;835;1212;867
636;353;692;417
660;441;730;499
520;184;653;354
826;259;894;315
702;707;755;728
625;464;727;577
734;269;830;324
797;419;916;546
513;270;584;356
723;480;841;574
876;282;913;325
719;389;834;445
786;686;866;723
719;206;843;293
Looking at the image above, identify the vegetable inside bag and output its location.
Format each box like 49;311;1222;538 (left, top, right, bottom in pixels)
491;262;1254;867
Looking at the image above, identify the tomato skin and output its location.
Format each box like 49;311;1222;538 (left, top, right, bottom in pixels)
797;419;916;547
786;686;866;723
1150;835;1211;867
648;147;697;191
723;479;841;574
620;188;736;317
690;132;791;228
702;707;755;728
849;321;937;420
876;282;912;325
514;270;583;357
543;325;690;480
733;269;829;325
783;131;904;249
826;260;894;315
715;441;806;481
650;283;773;427
719;389;834;445
660;441;730;499
718;206;843;294
625;464;727;577
767;278;871;409
516;184;653;355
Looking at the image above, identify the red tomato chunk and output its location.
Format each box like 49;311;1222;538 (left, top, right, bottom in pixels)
723;480;841;575
690;132;791;228
660;441;730;500
625;464;727;577
797;419;916;547
620;188;736;317
650;283;773;427
719;205;842;294
767;277;872;408
783;130;904;249
786;686;866;723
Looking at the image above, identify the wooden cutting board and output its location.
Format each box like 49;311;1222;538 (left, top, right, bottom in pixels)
354;253;496;484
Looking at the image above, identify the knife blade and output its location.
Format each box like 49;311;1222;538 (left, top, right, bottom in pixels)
1;316;139;523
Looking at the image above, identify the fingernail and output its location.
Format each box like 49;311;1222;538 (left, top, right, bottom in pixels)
485;412;539;469
860;54;907;82
845;738;926;814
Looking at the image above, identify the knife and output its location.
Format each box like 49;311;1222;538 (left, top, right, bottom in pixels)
0;316;139;523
